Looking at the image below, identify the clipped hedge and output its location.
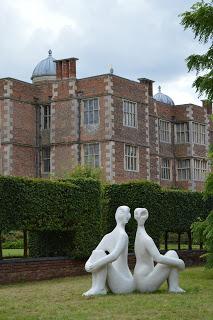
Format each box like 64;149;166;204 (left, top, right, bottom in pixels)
160;190;209;233
0;176;212;258
0;176;102;258
104;181;163;248
104;181;212;250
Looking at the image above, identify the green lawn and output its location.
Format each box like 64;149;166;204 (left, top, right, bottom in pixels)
159;243;200;250
2;245;200;259
2;249;24;258
0;267;212;320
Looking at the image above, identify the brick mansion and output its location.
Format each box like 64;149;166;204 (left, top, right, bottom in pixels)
0;50;212;191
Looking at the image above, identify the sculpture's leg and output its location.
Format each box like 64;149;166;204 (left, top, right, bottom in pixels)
135;250;185;293
83;249;108;296
165;251;185;293
107;264;135;294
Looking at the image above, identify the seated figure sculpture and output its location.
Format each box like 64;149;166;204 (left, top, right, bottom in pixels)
83;205;135;296
133;208;185;293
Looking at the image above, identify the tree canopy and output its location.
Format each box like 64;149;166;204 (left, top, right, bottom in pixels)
180;1;213;100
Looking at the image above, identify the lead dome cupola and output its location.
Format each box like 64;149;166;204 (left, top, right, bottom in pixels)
154;86;174;106
31;50;56;83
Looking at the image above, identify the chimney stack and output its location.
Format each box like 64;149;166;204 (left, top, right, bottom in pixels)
138;78;155;97
55;57;78;80
202;100;212;115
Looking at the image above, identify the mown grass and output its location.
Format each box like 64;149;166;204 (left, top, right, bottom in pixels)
0;267;212;320
2;249;24;257
159;243;200;250
2;244;200;259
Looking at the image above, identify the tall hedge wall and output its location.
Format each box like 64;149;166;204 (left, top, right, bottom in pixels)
0;176;212;258
104;181;212;250
0;176;102;258
104;181;163;248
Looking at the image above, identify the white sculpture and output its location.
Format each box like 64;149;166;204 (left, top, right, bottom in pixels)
133;208;185;293
83;205;135;296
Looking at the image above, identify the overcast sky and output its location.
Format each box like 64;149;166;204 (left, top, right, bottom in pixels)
0;0;207;105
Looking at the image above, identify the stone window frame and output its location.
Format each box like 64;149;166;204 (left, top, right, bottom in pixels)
83;98;100;126
124;144;139;172
84;143;100;168
159;119;171;143
123;100;138;128
41;105;51;130
42;147;51;173
193;159;208;181
177;159;191;181
161;158;171;180
192;122;206;145
175;122;190;144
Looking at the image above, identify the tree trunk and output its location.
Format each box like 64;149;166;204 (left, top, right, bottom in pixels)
165;231;168;251
23;230;28;258
188;231;192;250
178;233;181;250
200;242;203;250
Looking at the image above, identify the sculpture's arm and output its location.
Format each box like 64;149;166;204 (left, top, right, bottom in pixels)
86;235;127;272
146;237;185;270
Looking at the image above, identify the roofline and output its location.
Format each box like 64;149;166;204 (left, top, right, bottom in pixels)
0;77;32;85
78;73;148;85
31;74;56;80
55;57;79;62
175;103;202;108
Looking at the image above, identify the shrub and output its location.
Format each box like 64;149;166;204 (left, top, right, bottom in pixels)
104;181;162;249
0;176;102;258
104;181;211;251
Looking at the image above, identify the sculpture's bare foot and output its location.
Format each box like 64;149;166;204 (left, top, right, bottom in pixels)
82;288;107;297
169;287;185;293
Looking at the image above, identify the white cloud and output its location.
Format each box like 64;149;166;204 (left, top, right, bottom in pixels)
0;0;205;104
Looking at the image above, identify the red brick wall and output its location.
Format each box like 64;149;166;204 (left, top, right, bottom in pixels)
112;76;147;102
80;96;108;142
53;100;77;144
34;81;53;102
12;145;36;177
114;142;148;183
11;79;35;102
113;97;147;144
0;257;86;284
54;144;76;177
77;76;107;97
13;101;36;145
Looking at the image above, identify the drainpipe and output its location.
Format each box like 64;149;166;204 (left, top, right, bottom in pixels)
35;99;41;177
76;91;83;165
171;116;177;187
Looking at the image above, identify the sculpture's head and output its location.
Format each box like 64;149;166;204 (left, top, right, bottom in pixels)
134;208;149;225
115;205;131;225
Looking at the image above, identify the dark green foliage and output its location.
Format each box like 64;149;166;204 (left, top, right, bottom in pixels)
0;176;102;258
180;1;213;100
104;181;164;249
2;239;23;249
0;176;24;231
191;137;213;267
104;181;211;251
64;165;106;182
28;231;74;257
0;176;211;259
161;190;209;233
